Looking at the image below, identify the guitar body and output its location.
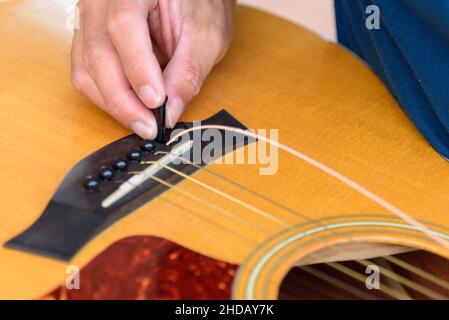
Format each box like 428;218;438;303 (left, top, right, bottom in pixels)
1;1;449;300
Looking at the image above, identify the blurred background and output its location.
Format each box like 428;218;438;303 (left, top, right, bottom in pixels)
5;0;337;42
240;0;336;41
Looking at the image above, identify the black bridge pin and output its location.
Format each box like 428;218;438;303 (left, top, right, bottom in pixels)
155;96;168;144
99;167;114;181
127;150;142;162
140;140;156;153
84;176;100;191
113;159;128;171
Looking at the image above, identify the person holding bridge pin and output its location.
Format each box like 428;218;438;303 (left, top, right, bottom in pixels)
72;0;449;160
71;0;235;140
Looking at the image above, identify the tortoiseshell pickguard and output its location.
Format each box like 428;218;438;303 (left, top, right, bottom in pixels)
43;236;238;300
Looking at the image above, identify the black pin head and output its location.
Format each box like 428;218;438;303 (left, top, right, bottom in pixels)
155;96;168;144
140;140;156;153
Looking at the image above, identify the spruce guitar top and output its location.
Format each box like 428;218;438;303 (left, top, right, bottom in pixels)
1;1;449;300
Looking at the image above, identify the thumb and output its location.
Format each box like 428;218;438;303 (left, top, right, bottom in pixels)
163;28;228;128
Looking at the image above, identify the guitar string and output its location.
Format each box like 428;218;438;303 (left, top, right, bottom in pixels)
131;174;393;299
153;151;449;293
127;167;441;299
154;151;325;222
167;126;449;298
158;196;257;245
135;165;287;225
143;152;448;294
157;197;246;260
119;174;378;299
115;166;449;296
373;258;412;299
139;174;275;233
276;269;359;300
118;124;449;299
298;265;380;300
327;262;411;300
136;151;449;298
159;195;378;300
384;255;449;291
167;125;449;251
356;259;446;299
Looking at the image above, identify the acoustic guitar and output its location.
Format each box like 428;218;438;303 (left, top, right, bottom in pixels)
1;1;449;300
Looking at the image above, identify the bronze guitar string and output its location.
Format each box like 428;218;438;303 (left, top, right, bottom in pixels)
150;151;449;297
126;171;382;299
135;164;448;299
167;125;449;251
127;168;421;299
125;157;449;299
130;124;449;299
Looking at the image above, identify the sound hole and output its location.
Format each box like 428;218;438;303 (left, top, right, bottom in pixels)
279;250;449;300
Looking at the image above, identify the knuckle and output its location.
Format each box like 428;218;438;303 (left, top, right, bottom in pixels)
207;19;226;38
180;63;203;95
106;92;130;119
208;22;224;38
212;24;232;48
107;9;132;34
209;32;225;50
126;55;147;78
83;40;106;70
204;23;231;61
70;71;86;93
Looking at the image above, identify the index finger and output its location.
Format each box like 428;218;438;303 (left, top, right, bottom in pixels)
107;0;165;109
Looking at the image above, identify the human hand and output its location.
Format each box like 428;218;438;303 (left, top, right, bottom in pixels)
71;0;235;139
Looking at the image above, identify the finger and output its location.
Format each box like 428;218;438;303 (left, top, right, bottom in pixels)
148;6;174;59
107;0;165;109
82;10;157;139
152;40;170;67
71;29;106;108
84;42;157;139
163;26;229;128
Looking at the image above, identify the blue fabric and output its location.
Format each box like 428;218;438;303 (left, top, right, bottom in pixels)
335;0;449;160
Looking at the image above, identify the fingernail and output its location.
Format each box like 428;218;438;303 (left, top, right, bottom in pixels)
131;120;156;139
139;84;165;108
166;97;186;128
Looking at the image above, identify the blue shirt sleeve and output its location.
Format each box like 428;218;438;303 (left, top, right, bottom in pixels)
335;0;449;160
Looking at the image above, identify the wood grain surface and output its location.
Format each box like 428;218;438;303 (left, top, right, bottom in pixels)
1;1;449;299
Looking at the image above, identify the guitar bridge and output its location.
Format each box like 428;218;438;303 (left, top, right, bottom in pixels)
5;110;254;260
